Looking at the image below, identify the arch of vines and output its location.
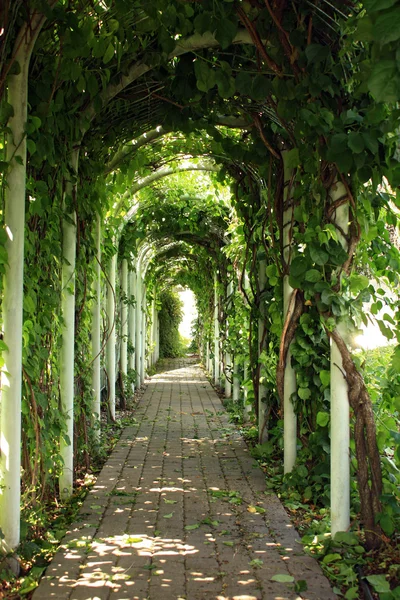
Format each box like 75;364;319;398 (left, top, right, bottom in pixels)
0;0;399;561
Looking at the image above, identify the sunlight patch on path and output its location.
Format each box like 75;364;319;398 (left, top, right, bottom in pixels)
33;358;336;600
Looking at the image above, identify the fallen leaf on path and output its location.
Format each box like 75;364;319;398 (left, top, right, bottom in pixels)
270;574;294;583
249;559;264;567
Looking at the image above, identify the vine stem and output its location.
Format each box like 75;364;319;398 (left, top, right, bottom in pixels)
22;366;41;505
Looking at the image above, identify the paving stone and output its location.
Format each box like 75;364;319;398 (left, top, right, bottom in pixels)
34;358;336;600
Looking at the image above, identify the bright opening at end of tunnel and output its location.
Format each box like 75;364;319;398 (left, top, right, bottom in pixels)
177;288;198;341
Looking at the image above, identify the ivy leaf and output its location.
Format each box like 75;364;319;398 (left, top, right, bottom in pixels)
185;523;200;530
391;346;400;371
362;131;379;155
363;0;397;11
316;411;329;427
291;256;308;277
298;387;311;400
310;246;329;266
0;340;9;352
378;514;395;536
194;60;216;92
76;74;86;93
163;512;174;519
249;559;264;567
271;574;294;583
347;132;364;154
335;151;354;174
368;60;399;104
333;531;359;545
349;274;369;293
305;44;330;64
365;575;391;593
193;12;215;34
87;73;99;97
235;71;253;95
103;42;115;64
320;370;330;387
358;165;372;184
251;74;272;100
216;63;235;98
0;101;14;125
374;9;400;44
305;269;321;283
285;148;300;169
215;19;237;50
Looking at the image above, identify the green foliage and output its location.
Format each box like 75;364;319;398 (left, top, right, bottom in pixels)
158;290;184;358
0;0;399;591
359;345;400;537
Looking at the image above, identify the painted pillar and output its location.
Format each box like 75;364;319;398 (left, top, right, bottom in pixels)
233;360;240;402
135;269;142;387
152;299;158;365
150;298;156;367
258;259;268;443
128;266;136;393
213;275;220;386
155;310;160;363
0;15;46;549
120;258;128;380
140;287;147;382
59;148;79;500
243;273;252;422
105;253;117;421
225;281;233;399
282;150;298;474
91;215;102;440
330;180;350;536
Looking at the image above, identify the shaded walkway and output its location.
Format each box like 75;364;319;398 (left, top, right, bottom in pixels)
33;360;336;600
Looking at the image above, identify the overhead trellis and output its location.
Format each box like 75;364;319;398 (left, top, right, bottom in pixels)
0;0;399;578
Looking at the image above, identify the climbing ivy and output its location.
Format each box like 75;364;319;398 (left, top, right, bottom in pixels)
0;0;398;578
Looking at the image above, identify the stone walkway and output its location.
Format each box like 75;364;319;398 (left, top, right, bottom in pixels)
33;360;336;600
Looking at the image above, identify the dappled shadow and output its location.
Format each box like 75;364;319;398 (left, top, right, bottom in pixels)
33;362;336;600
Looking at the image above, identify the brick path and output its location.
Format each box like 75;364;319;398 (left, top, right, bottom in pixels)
33;359;336;600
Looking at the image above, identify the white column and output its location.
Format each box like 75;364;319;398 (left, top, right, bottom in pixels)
152;299;157;365
128;267;136;393
105;253;117;421
155;311;160;362
135;271;142;387
149;298;156;367
258;259;268;443
243;360;251;422
243;273;252;422
120;258;128;379
282;150;297;474
59;148;79;500
225;281;233;399
140;287;147;382
233;360;240;402
213;275;220;386
91;215;101;440
0;22;41;550
330;181;350;536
